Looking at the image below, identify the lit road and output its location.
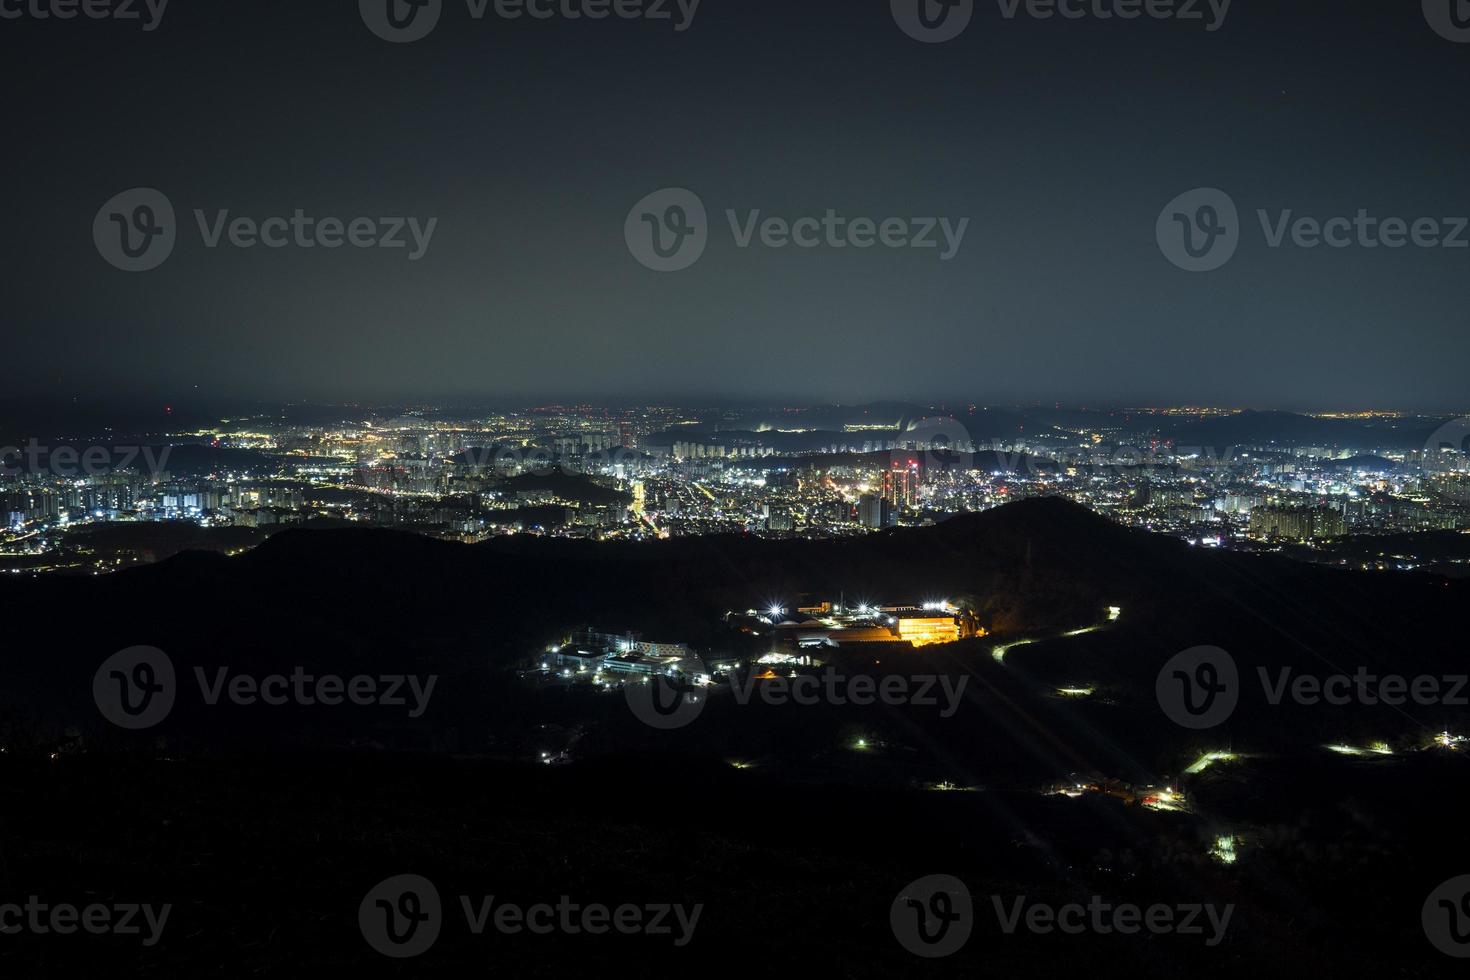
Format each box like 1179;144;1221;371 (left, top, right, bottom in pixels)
991;617;1114;666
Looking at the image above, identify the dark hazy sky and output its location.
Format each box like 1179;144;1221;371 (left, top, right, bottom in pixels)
2;0;1467;410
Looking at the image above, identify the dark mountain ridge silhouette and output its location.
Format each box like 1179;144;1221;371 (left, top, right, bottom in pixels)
3;498;1467;978
3;496;1464;765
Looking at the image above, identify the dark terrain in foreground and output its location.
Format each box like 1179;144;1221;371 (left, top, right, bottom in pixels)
2;498;1467;976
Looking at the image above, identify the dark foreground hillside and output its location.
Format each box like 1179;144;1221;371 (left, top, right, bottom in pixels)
1;498;1468;976
0;752;1465;978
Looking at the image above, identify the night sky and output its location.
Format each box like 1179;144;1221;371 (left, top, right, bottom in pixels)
2;0;1467;410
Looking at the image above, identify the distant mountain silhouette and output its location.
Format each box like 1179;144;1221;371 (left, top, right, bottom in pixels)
726;448;1058;473
3;495;1464;768
1155;410;1444;451
1319;453;1401;471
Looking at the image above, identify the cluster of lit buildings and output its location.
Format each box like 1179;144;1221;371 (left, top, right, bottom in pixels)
535;629;729;684
1247;505;1350;541
5;406;1470;572
757;599;983;650
529;598;982;695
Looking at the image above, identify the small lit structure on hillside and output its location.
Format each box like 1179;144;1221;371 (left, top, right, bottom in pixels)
1210;835;1238;865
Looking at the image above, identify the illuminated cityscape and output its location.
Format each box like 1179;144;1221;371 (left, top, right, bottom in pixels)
5;403;1468;575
